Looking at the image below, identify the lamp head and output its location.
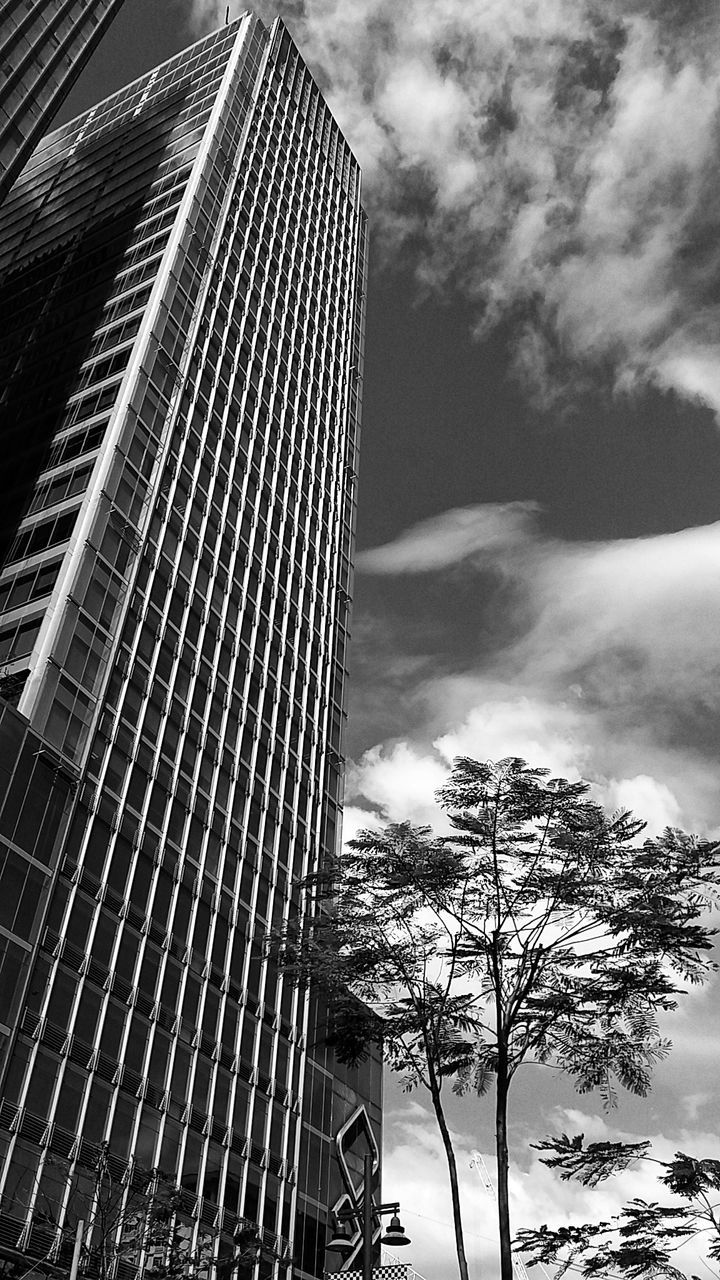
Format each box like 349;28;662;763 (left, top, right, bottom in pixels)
381;1213;411;1247
326;1219;354;1257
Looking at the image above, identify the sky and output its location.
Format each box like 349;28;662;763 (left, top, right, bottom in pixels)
57;2;720;1277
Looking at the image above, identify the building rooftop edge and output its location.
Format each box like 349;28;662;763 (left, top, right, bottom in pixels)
9;10;366;215
27;9;259;157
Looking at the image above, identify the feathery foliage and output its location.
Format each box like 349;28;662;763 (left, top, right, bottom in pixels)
516;1136;720;1279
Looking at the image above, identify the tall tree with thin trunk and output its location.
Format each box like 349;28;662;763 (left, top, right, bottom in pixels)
282;757;720;1280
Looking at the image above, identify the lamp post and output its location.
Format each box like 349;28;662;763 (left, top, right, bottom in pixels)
326;1153;411;1280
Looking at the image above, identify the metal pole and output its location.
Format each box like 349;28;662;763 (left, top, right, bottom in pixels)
69;1220;84;1280
363;1152;373;1280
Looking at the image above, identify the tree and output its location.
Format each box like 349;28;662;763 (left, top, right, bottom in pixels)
281;756;720;1280
515;1133;720;1279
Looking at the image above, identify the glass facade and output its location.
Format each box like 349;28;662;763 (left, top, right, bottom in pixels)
0;0;126;204
0;13;379;1279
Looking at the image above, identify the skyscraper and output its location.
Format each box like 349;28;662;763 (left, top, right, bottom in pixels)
0;12;379;1278
0;0;127;205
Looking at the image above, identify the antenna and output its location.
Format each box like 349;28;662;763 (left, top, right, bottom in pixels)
225;5;230;22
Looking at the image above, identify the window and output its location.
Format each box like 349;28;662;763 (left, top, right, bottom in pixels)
109;1093;137;1158
23;1050;60;1119
99;1000;126;1058
147;1029;171;1090
73;987;103;1046
0;936;29;1028
6;508;78;563
54;1064;87;1129
134;1103;162;1166
0;559;61;612
159;1117;182;1177
0;847;47;938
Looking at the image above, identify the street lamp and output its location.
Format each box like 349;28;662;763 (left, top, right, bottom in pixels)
326;1153;411;1279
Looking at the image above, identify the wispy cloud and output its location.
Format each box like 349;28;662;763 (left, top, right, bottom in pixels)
356;502;539;574
188;0;720;416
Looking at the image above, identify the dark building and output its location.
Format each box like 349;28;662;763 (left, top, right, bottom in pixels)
0;11;380;1277
0;0;127;204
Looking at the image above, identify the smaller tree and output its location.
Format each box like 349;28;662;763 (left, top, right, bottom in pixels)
516;1134;720;1279
12;1147;216;1280
79;1151;213;1280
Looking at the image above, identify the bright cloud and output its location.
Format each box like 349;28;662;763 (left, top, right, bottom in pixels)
344;742;447;830
434;694;589;784
188;0;720;417
602;774;682;830
349;504;720;837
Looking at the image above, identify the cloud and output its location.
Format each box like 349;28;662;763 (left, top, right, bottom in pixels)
356;502;538;574
188;0;244;26
347;503;720;836
681;1092;714;1123
344;742;447;830
602;774;682;829
434;693;590;785
187;0;720;417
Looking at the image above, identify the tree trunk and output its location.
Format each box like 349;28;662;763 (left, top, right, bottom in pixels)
427;1071;471;1280
495;1062;514;1280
